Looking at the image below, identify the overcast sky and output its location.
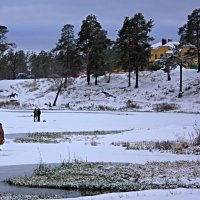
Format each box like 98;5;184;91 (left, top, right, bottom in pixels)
0;0;199;52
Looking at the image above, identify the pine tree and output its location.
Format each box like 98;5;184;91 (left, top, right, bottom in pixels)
29;51;56;78
5;50;28;79
117;13;154;88
54;24;80;86
0;25;15;56
0;25;15;79
78;15;110;85
179;8;200;72
157;45;181;82
158;55;177;81
104;42;120;83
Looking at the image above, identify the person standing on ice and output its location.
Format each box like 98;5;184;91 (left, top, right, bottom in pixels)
0;123;5;150
33;108;38;122
37;108;41;122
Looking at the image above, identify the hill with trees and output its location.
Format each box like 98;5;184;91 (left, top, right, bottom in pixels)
0;69;199;113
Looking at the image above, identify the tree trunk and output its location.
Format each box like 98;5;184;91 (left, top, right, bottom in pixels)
198;49;200;72
107;73;111;83
86;50;91;85
87;69;90;85
63;77;67;88
95;74;98;85
128;70;131;87
135;66;139;88
12;63;16;80
12;70;16;80
167;71;171;81
53;79;63;106
196;28;200;72
178;62;183;98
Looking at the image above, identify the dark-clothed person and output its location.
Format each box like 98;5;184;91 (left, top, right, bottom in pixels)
37;108;41;122
0;123;5;147
33;108;38;122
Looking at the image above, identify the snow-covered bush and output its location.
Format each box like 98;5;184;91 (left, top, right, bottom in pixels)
6;161;200;192
0;100;20;108
153;103;179;112
126;100;139;109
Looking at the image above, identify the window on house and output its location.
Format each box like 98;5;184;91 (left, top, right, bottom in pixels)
155;54;157;59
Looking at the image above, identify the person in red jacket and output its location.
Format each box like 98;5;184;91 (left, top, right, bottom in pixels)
0;123;5;150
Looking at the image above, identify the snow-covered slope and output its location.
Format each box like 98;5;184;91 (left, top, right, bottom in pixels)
0;69;199;113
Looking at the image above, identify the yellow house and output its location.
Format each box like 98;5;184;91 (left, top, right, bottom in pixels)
180;45;198;69
150;39;179;63
150;39;198;69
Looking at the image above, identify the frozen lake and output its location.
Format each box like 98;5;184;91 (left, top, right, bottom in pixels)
0;109;200;199
1;109;200;166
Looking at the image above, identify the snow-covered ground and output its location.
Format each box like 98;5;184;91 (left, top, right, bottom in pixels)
0;69;200;199
0;69;199;113
55;189;200;200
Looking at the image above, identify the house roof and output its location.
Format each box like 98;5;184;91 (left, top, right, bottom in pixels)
151;42;162;49
151;41;179;49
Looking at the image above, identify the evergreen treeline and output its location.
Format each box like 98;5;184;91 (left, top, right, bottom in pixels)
0;9;199;85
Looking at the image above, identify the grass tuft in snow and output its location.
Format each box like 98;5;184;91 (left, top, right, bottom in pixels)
14;130;130;144
111;127;200;155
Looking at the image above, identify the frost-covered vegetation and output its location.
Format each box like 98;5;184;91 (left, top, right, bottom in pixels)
13;128;200;155
112;127;200;155
14;130;128;143
112;140;200;155
6;161;200;193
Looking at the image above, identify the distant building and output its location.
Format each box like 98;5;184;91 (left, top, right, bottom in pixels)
180;45;198;69
150;38;179;63
150;38;198;69
16;73;28;79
